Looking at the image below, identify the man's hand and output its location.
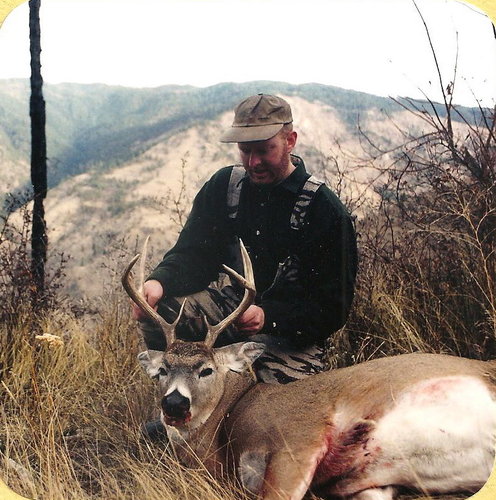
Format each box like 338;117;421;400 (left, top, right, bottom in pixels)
132;279;164;321
235;305;265;335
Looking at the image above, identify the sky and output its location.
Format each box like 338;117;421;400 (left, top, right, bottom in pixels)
0;0;495;107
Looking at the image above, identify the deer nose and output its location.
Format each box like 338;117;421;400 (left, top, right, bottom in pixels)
161;390;190;418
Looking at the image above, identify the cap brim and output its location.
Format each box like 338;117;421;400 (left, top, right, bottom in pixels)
219;123;284;143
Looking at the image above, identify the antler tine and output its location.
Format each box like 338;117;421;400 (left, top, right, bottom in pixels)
122;252;178;347
204;240;256;348
138;235;150;295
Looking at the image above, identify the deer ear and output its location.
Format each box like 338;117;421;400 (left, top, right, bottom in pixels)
215;342;265;373
137;350;164;378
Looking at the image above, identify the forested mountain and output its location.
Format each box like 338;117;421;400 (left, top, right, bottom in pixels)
0;79;484;298
1;79;481;193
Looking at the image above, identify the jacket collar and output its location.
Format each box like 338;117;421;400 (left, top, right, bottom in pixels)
281;155;310;194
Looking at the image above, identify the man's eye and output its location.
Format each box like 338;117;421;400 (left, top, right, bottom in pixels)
199;368;214;378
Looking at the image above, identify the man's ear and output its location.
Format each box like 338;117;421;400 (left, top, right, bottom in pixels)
214;342;265;373
286;130;297;153
137;349;164;378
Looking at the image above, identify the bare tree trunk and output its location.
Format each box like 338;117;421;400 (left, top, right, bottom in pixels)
29;0;47;305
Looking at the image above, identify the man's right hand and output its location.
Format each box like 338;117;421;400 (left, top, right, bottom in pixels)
132;279;164;321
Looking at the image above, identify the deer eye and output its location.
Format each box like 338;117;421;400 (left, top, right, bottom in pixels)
199;367;214;378
158;367;168;377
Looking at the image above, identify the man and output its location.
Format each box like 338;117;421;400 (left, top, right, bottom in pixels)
133;93;357;384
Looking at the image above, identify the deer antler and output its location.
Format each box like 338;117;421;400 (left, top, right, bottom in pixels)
122;249;184;348
138;235;150;295
204;240;256;348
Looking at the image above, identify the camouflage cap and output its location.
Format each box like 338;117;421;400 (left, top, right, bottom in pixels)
220;94;293;143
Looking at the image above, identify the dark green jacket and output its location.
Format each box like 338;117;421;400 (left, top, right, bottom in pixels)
148;157;358;347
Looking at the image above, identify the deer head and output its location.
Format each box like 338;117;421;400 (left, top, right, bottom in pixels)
122;240;265;432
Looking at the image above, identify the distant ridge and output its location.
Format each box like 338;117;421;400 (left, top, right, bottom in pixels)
0;78;485;200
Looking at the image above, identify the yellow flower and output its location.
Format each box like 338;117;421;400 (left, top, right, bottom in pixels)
35;333;64;347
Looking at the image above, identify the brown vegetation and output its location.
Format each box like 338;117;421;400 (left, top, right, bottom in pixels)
330;102;496;372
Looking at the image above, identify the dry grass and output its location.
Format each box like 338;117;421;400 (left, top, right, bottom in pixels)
0;302;254;500
0;293;483;500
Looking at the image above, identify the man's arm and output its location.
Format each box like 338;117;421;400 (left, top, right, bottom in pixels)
146;167;233;299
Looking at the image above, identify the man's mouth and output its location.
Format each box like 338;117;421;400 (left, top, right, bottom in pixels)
250;170;269;181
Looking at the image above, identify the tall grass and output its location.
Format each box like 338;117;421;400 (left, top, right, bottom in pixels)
0;301;252;499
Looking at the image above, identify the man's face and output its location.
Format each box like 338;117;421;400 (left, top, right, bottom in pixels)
238;130;297;185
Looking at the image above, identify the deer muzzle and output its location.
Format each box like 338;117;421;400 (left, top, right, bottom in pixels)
161;390;192;426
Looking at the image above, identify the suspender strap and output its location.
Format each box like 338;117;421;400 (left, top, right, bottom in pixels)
227;165;245;219
290;175;324;231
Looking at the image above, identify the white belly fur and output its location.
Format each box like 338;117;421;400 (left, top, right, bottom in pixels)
366;375;496;493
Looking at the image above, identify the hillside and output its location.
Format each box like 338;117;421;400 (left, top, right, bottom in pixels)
1;79;482;194
0;79;483;299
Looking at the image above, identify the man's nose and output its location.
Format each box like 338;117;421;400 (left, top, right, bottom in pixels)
248;151;261;167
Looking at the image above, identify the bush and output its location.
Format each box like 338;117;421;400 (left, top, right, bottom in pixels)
341;102;495;364
0;199;67;328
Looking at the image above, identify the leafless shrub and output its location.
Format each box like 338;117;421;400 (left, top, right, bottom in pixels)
148;157;195;232
341;100;495;363
0;199;67;328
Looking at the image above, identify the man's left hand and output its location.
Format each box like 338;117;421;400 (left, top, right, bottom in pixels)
235;305;265;335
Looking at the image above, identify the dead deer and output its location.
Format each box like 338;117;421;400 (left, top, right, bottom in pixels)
122;242;496;500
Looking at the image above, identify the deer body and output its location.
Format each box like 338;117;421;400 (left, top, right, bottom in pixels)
224;353;496;499
140;345;496;500
124;242;496;499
